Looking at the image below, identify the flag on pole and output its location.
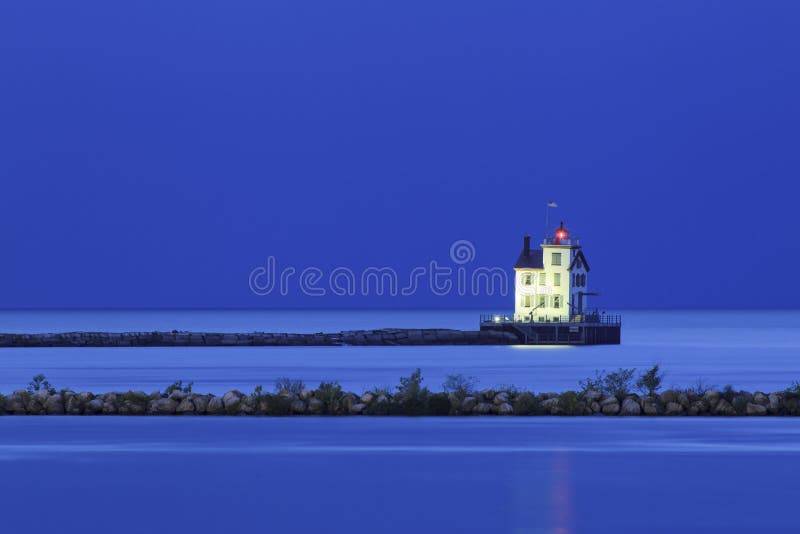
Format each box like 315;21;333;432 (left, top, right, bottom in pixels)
547;201;558;208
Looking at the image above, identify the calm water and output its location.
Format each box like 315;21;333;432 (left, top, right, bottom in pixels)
0;309;798;393
1;309;799;532
2;417;799;533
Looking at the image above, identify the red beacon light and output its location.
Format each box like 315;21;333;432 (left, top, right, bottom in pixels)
554;221;569;244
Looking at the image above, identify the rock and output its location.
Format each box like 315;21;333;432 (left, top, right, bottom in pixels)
299;389;314;401
601;401;620;415
85;398;105;415
27;390;49;414
620;398;641;416
307;398;324;414
714;399;736;416
64;392;84;415
473;402;492;415
206;396;224;415
746;402;767;416
239;396;255;415
340;394;357;413
640;396;662;415
119;399;146;415
768;393;782;414
600;396;618;406
176;398;195;414
150;397;178;415
687;401;706;416
703;390;721;405
583;390;602;402
5;391;27;414
497;402;514;415
375;394;389;405
494;392;509;405
291;399;307;414
678;393;691;408
460;396;477;413
192;395;209;414
541;398;560;414
665;402;684;415
590;401;601;413
44;395;65;415
753;392;769;406
169;390;187;402
102;394;118;415
222;391;242;413
360;392;375;404
350;403;367;415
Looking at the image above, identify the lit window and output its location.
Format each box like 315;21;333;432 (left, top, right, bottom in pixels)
553;295;561;309
554;273;561;286
538;295;547;308
522;273;532;285
539;273;546;286
552;253;562;266
523;295;531;307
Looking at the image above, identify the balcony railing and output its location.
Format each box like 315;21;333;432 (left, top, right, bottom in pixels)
542;237;580;246
480;312;621;326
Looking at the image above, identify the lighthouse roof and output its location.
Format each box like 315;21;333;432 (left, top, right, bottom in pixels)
514;249;544;269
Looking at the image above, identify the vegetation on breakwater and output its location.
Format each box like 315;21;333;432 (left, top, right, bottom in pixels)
3;367;800;416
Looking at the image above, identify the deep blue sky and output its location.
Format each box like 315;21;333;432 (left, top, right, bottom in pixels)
2;1;798;309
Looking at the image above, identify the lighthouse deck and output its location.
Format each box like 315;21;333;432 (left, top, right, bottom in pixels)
479;313;622;345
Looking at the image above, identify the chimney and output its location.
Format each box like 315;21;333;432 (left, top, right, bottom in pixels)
523;235;531;257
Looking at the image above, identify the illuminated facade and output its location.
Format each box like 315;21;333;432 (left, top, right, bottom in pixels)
513;222;589;321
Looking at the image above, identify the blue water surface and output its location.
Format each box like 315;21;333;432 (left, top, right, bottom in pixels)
1;309;799;532
0;309;798;393
1;417;799;533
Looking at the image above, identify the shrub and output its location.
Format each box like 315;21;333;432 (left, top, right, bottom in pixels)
784;381;800;396
425;393;452;415
315;381;343;414
513;392;539;415
264;393;292;415
163;380;193;396
442;374;478;399
636;365;664;396
274;377;304;395
579;368;635;400
494;384;522;397
722;385;735;401
732;396;749;415
27;374;56;395
558;391;581;416
395;368;430;415
684;377;715;397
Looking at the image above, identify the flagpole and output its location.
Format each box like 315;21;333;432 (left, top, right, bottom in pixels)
545;201;557;240
545;203;549;240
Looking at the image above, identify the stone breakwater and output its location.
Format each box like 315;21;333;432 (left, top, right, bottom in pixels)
0;329;518;347
3;386;799;416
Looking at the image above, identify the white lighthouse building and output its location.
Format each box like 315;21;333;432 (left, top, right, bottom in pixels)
514;222;590;321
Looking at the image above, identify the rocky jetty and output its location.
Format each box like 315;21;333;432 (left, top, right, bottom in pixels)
0;328;518;347
3;386;799;416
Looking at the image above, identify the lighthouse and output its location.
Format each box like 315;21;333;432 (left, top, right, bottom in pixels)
513;222;590;321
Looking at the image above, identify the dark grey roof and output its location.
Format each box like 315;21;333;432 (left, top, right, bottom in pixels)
568;250;590;272
514;249;544;269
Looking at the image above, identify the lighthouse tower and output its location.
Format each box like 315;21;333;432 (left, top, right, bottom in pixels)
514;222;590;321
